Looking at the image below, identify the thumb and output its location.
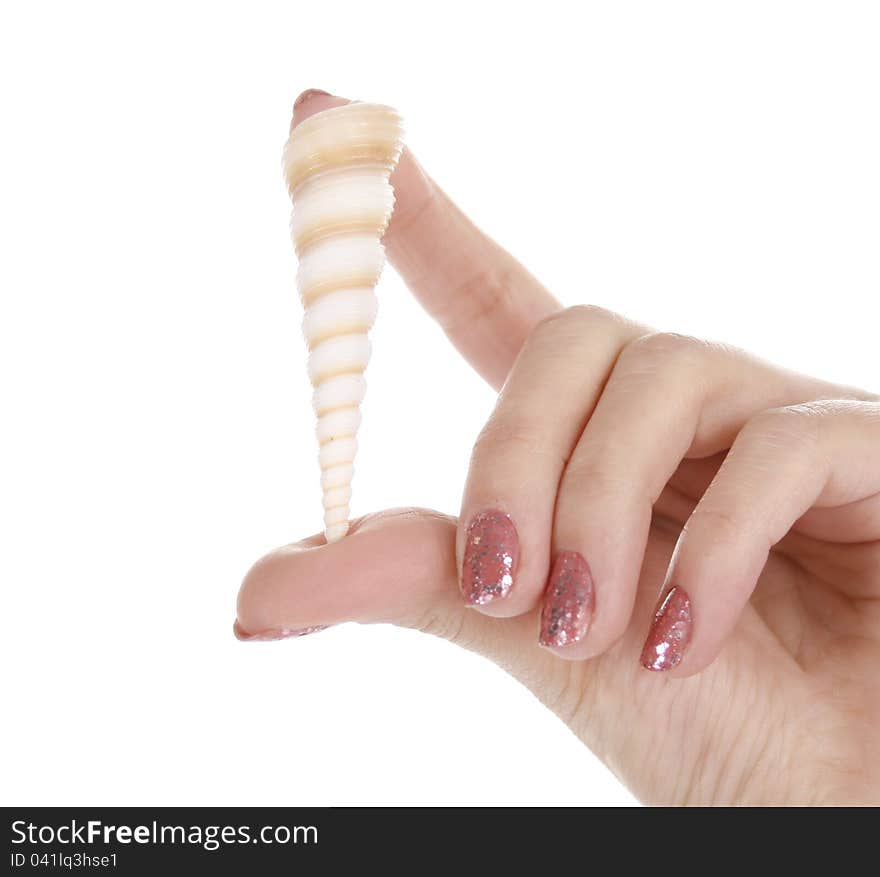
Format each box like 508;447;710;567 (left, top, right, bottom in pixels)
234;507;566;691
233;508;745;804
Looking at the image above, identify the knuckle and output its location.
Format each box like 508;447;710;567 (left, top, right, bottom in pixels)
531;304;620;341
742;404;823;448
472;414;566;469
523;306;648;374
560;303;618;325
683;504;752;547
560;456;655;507
619;331;713;372
438;265;514;334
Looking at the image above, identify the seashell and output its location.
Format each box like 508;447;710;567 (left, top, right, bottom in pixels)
282;103;404;543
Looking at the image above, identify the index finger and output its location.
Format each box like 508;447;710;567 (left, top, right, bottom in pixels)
290;89;560;389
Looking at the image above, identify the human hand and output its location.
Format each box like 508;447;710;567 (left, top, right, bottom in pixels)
235;91;880;806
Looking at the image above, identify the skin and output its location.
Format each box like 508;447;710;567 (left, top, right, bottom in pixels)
236;90;880;806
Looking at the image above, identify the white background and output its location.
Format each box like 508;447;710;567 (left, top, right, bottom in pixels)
1;1;877;805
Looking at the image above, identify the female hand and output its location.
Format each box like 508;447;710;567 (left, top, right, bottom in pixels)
236;91;880;806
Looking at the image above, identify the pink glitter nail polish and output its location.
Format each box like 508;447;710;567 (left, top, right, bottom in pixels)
233;620;328;642
640;586;692;671
461;510;519;605
539;551;594;648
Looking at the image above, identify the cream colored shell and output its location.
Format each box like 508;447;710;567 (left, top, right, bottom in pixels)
282;103;404;542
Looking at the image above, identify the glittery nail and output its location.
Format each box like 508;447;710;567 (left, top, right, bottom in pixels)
640;586;692;671
461;510;519;606
233;620;328;642
539;551;594;648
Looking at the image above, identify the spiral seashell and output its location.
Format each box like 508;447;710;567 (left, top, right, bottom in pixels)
282;103;404;542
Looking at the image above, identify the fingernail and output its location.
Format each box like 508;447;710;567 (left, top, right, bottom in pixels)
291;89;333;131
233;620;328;642
461;510;519;606
539;551;594;648
640;586;692;671
293;88;331;111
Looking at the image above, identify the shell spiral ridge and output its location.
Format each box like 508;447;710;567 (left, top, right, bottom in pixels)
283;103;403;543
